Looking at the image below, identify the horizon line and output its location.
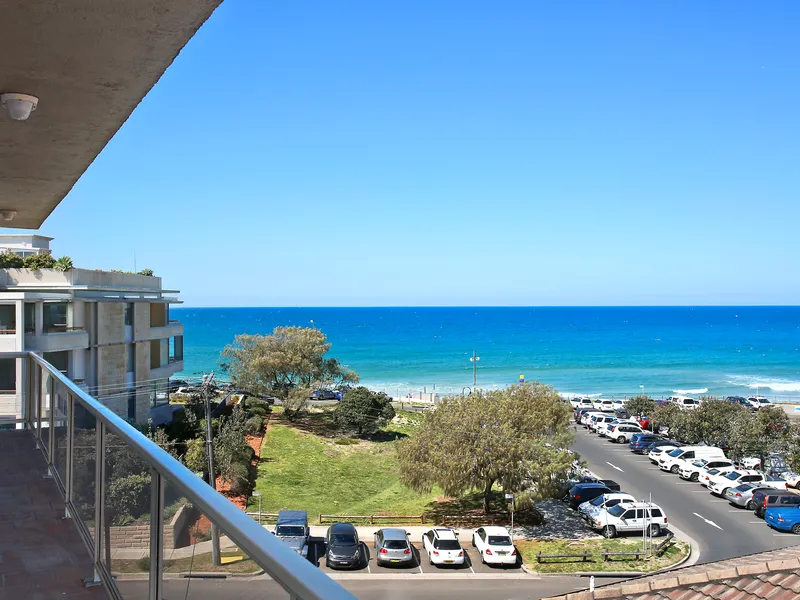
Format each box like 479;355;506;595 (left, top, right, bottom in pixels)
172;304;800;309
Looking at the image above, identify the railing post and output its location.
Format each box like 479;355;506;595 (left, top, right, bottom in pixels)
35;363;43;446
89;422;105;586
64;392;74;519
47;375;55;475
149;469;165;600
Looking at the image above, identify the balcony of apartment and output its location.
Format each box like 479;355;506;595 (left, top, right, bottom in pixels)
0;352;353;600
149;336;184;379
23;302;89;353
0;268;164;291
0;303;17;352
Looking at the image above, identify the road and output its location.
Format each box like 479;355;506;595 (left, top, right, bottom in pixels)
120;576;594;599
570;425;800;563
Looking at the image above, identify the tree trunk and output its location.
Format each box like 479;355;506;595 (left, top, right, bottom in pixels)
483;479;495;514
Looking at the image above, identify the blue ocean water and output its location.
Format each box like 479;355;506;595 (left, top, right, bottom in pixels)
173;307;800;402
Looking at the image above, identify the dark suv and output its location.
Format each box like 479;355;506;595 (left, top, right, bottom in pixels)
628;434;664;453
565;483;612;509
751;490;800;518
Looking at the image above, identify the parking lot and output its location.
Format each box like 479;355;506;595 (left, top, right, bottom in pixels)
302;537;523;575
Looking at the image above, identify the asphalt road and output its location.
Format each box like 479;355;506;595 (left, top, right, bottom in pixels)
570;424;800;563
121;576;594;600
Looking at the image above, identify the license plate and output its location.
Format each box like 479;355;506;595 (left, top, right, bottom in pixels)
497;551;507;555
391;559;400;563
444;560;453;564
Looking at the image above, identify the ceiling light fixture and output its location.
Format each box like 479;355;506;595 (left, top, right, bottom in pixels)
0;210;17;222
1;93;39;121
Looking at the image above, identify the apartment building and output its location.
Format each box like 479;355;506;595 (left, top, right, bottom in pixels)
0;234;183;424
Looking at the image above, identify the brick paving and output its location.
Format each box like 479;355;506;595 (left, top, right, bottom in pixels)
0;429;108;600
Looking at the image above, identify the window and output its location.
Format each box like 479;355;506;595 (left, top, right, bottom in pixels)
124;303;134;326
635;509;646;519
43;303;68;333
276;526;306;537
434;539;460;550
0;305;15;332
620;510;635;520
651;509;663;518
384;540;408;550
24;303;34;333
684;452;694;459
0;359;15;392
487;536;512;546
127;344;135;373
607;505;626;518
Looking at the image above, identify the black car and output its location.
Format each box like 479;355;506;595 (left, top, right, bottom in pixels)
598;479;621;492
325;523;361;569
751;489;800;518
565;483;612;509
725;396;754;410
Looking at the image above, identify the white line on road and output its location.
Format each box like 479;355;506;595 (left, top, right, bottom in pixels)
693;512;723;530
691;490;708;493
749;521;765;524
676;482;695;485
606;461;624;472
709;500;728;503
774;533;796;537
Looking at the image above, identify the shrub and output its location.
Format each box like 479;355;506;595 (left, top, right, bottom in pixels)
23;253;56;270
0;252;23;268
246;416;263;435
334;437;359;445
333;387;395;436
54;256;74;272
137;268;154;276
247;406;268;418
137;556;150;572
245;398;271;411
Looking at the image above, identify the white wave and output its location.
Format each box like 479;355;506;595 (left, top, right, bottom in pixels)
672;388;708;395
726;375;800;393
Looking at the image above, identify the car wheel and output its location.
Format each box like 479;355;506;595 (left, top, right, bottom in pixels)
472;535;476;547
603;525;617;539
721;488;729;498
650;524;661;537
746;500;757;510
793;524;800;535
325;558;331;569
481;553;486;565
617;436;625;444
670;465;679;474
691;473;699;482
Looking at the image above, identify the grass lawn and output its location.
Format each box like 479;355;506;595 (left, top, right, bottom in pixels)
249;418;439;523
516;538;689;573
113;551;261;574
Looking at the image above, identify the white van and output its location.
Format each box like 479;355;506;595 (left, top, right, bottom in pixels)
666;396;700;410
658;446;726;474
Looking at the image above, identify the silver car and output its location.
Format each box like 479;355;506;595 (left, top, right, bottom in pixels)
374;528;413;566
724;483;769;509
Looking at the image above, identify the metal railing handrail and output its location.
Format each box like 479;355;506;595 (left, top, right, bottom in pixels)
27;352;354;600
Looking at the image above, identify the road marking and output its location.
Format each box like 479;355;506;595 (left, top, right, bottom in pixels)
606;461;623;472
676;482;695;485
709;500;728;503
774;533;796;537
693;512;723;530
749;521;765;524
728;509;745;512
691;490;708;493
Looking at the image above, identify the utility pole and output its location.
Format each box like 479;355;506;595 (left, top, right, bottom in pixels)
202;371;221;566
469;350;480;390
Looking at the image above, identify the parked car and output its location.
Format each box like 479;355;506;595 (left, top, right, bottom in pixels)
581;411;605;426
637;415;652;430
678;458;734;482
591;501;668;538
747;396;772;410
573;397;594;410
565;483;612;509
589;414;615;432
658;446;726;474
724;483;772;509
422;528;465;566
648;444;680;463
780;472;800;489
664;395;700;410
325;523;361;569
760;475;790;491
752;489;800;518
608;423;644;444
274;510;309;557
598;399;616;412
725;395;754;410
598;479;622;492
699;466;736;488
578;493;636;521
707;470;764;496
628;433;663;453
311;389;341;400
471;526;516;566
765;505;800;534
374;528;413;566
599;419;639;438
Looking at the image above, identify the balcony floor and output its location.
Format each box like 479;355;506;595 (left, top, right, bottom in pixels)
0;429;108;600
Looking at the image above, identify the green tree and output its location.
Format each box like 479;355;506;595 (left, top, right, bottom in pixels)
729;407;790;463
54;256;74;272
214;404;252;495
184;437;208;475
220;327;359;399
397;383;574;513
624;395;657;420
678;399;747;446
283;385;311;421
333;386;396;436
652;402;684;438
784;424;800;474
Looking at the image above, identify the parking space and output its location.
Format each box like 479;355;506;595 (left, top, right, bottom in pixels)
308;538;523;576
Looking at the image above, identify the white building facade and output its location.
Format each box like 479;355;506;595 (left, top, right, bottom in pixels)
0;236;183;424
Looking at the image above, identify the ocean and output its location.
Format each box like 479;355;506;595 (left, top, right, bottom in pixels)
173;307;800;402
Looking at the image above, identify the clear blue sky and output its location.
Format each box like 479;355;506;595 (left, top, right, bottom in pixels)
19;1;800;306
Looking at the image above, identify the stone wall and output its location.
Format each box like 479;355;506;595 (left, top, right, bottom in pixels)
88;504;191;550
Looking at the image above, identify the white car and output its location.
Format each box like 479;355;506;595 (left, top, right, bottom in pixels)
591;501;668;538
471;526;516;566
590;415;616;433
608;423;643;443
666;395;700;410
422;528;464;566
780;472;800;489
572;396;594;410
581;411;605;427
598;419;639;437
598;399;616;412
678;459;734;482
578;493;636;521
707;470;764;496
699;466;736;487
648;445;679;463
747;396;772;410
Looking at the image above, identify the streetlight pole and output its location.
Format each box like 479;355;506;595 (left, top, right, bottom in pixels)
469;350;480;390
252;490;262;525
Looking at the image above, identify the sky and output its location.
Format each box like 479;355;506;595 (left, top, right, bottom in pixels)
15;1;800;306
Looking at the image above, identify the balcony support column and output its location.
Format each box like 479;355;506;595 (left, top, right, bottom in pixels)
148;470;164;600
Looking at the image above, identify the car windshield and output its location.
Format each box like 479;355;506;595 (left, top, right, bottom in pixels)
384;540;408;550
434;540;461;550
707;469;720;476
692;460;708;467
488;536;512;546
331;534;356;545
590;496;606;506
668;449;683;457
725;471;742;480
607;504;626;517
735;484;754;492
276;526;305;537
760;400;771;404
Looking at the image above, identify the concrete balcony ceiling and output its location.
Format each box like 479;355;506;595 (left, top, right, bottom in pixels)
0;0;222;229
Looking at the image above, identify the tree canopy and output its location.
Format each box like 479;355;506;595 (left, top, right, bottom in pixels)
396;383;574;513
624;395;658;419
333;386;396;436
220;326;359;399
